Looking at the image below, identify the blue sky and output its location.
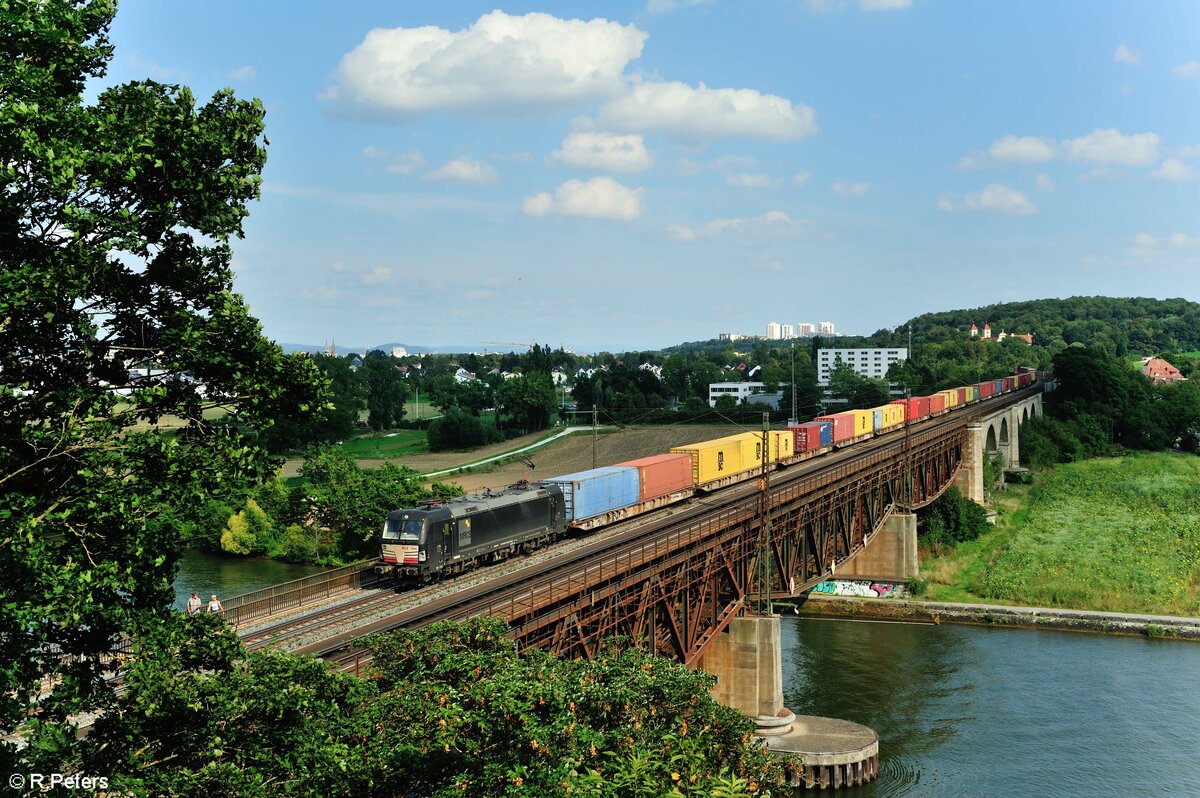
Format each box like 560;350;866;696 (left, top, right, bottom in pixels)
103;1;1199;352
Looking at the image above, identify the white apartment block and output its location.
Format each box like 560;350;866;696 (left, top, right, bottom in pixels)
818;321;835;335
817;348;908;386
797;322;815;337
780;323;795;339
708;381;766;406
766;322;783;340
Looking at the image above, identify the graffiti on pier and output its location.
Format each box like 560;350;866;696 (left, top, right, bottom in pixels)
810;579;905;598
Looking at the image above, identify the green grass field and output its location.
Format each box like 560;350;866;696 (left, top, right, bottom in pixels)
921;452;1200;616
336;429;429;459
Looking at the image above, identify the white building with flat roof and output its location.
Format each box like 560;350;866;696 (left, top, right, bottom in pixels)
708;381;766;406
817;348;907;386
818;321;836;335
797;322;815;337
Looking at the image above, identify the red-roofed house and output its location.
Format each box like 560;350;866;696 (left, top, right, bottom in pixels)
1141;357;1185;383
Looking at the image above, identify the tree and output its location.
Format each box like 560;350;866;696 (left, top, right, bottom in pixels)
299;446;461;559
428;372;492;415
427;406;502;451
496;372;556;432
827;362;890;408
361;351;408;430
0;2;325;766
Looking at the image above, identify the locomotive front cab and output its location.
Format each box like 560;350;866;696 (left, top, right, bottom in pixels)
380;505;453;578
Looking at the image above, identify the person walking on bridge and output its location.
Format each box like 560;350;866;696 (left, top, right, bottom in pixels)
186;592;202;615
206;595;224;614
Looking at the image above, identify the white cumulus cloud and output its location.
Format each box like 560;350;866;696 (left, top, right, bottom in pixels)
963;184;1037;215
1151;158;1197;182
646;0;713;13
522;176;643;220
1063;128;1160;165
325;11;646;116
666;210;798;241
793;171;812;187
833;181;869;197
1174;60;1200;80
548;132;652;172
228;65;256;81
989;135;1057;163
598;81;817;141
1113;44;1141;66
361;266;393;285
726;173;774;188
1035;174;1055;191
424;158;498;184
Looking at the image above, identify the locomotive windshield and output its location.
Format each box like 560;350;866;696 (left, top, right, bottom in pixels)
383;518;424;542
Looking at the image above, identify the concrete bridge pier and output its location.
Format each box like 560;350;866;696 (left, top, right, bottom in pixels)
954;422;986;502
840;511;918;582
699;614;879;790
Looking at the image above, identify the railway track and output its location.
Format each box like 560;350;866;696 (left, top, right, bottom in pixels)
285;387;1039;672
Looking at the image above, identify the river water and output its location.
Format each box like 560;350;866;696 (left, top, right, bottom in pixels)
171;549;325;611
782;616;1200;797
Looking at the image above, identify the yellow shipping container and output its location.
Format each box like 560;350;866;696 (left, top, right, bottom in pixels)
939;390;958;408
769;429;795;461
848;409;874;437
671;433;752;484
877;404;904;431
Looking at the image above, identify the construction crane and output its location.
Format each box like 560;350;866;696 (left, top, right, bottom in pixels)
480;340;538;350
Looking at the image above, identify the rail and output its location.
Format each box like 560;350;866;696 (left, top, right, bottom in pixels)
222;559;383;626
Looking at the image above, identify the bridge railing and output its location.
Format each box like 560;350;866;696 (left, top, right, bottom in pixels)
222;559;383;627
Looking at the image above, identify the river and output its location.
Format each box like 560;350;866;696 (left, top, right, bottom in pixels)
171;549;325;611
782;616;1200;796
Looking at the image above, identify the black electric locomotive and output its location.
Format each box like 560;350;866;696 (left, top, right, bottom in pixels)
379;481;567;580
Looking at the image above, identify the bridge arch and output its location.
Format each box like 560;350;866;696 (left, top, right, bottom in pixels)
1000;417;1010;445
985;425;998;452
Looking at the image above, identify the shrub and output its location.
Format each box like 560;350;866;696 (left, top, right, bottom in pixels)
426;406;502;451
275;523;319;563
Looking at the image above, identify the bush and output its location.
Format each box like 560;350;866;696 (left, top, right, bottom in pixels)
275;523;319;563
918;488;990;549
219;499;273;556
426;406;503;451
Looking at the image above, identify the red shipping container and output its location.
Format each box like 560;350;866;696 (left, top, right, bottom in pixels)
618;453;695;502
788;423;824;452
956;387;968;405
917;396;930;418
814;413;856;444
927;394;946;414
976;381;994;399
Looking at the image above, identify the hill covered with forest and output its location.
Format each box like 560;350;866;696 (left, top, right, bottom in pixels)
886;296;1200;357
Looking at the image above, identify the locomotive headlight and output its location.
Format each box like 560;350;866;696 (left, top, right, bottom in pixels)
418;549;427;562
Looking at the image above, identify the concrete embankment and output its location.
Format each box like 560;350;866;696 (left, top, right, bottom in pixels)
781;594;1200;640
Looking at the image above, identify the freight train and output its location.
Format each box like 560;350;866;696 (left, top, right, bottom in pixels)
379;371;1036;580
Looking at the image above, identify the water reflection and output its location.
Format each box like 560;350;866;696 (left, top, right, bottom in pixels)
172;549;324;610
781;617;1200;797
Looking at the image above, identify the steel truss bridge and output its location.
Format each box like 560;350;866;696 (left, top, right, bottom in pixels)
320;387;1039;670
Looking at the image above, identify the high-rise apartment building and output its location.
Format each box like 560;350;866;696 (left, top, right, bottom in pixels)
816;348;908;386
818;321;835;335
766;322;783;340
797;322;815;337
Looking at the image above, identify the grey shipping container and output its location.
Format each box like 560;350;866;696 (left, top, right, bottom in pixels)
542;466;641;523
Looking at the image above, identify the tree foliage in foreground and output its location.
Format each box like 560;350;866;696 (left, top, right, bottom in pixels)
0;0;325;769
83;618;796;797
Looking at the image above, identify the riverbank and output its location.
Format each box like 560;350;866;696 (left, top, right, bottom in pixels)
783;593;1200;639
920;452;1200;617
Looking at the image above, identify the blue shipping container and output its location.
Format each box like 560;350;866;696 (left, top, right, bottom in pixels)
995;379;1003;394
816;421;833;447
872;408;883;431
543;466;640;522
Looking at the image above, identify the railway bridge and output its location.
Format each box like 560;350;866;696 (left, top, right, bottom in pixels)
315;385;1043;686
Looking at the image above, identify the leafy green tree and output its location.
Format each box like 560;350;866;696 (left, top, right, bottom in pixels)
362;350;408;431
219;498;272;556
299;446;461;559
427;406;502;451
0;1;325;767
827;362;890;408
497;372;557;432
918;488;990;550
428;372;492;415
